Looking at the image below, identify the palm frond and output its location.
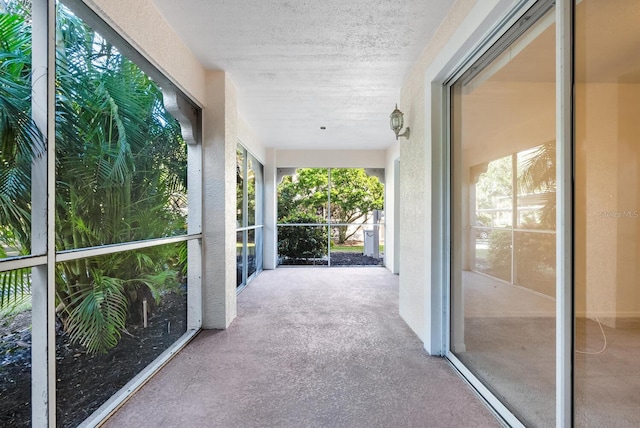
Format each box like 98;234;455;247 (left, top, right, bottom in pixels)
0;267;30;309
66;272;128;354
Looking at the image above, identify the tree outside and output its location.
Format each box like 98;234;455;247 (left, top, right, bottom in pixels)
474;142;556;294
277;168;384;243
276;168;384;265
1;3;187;354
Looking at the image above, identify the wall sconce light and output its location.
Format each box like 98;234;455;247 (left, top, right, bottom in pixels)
390;104;410;140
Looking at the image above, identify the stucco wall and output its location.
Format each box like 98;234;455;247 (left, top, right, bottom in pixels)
385;143;400;274
201;71;239;328
575;83;640;322
397;0;520;353
275;150;386;168
397;0;479;349
238;115;266;164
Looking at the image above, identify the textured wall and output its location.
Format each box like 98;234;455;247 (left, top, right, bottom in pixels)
238;115;266;164
384;143;400;274
396;0;527;353
275;150;386;168
263;149;278;270
397;0;478;348
201;71;238;328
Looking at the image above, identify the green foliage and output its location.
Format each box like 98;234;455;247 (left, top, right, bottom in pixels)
476;156;512;211
277;168;383;243
65;271;129;354
486;230;512;282
517;141;556;229
0;8;44;310
0;6;187;354
278;213;327;261
0;267;29;309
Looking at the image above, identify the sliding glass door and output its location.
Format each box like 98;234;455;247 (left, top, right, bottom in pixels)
449;2;557;426
574;0;640;425
236;144;263;290
449;0;640;426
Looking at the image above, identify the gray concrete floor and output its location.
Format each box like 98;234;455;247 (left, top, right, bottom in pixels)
104;267;500;428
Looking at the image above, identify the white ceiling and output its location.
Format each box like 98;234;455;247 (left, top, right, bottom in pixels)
150;0;456;150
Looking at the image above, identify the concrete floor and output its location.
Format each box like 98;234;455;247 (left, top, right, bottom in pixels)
104;267;500;428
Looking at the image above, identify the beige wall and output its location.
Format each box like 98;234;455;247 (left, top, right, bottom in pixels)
201;71;239;328
275;150;386;168
576;83;640;322
461;81;555;166
397;0;524;352
397;0;479;349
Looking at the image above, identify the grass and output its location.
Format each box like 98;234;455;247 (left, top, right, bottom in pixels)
331;245;384;253
0;297;32;321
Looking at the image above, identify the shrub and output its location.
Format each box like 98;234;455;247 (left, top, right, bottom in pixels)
278;213;327;261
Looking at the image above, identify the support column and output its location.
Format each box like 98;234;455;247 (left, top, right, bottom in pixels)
202;71;237;329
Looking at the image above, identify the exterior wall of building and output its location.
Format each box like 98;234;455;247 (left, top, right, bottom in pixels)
238;115;266;164
397;0;521;352
275;150;386;168
201;71;239;328
263;149;279;269
397;0;479;349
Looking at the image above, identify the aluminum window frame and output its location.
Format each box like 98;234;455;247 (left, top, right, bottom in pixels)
0;1;204;425
275;168;386;267
236;143;264;292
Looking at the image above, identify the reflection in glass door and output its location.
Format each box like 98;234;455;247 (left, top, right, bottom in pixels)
449;3;556;426
574;0;640;425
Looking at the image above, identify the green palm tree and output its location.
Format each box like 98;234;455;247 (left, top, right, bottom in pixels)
0;8;44;308
53;5;187;353
1;5;187;353
518;140;556;229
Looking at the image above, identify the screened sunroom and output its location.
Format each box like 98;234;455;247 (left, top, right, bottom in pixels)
2;1;640;427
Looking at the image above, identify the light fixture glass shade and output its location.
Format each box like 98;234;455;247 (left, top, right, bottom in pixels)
390;104;409;140
390;104;404;133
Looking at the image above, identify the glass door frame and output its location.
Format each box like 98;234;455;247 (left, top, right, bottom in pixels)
441;0;574;426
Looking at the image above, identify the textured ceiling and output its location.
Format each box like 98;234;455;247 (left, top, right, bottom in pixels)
150;0;456;150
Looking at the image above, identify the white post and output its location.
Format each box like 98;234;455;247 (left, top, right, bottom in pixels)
556;0;574;426
31;1;56;426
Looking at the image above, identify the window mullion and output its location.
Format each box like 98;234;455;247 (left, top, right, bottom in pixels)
30;1;57;426
556;0;574;426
